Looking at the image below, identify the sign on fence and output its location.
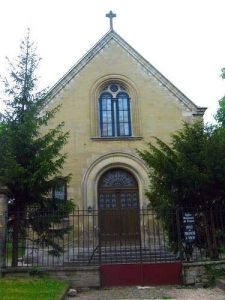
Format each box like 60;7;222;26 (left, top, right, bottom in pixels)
182;212;196;243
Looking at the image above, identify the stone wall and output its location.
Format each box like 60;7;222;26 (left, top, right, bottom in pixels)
4;261;225;287
0;186;8;273
182;260;225;286
2;266;100;288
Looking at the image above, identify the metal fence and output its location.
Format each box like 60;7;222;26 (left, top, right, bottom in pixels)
5;207;225;267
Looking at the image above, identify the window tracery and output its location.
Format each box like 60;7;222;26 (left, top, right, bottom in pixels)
98;168;137;188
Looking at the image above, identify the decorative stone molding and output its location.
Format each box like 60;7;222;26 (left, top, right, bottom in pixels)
82;152;149;210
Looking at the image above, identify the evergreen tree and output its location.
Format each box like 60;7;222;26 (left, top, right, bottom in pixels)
0;30;74;266
215;68;225;127
139;122;225;209
221;67;225;79
215;97;225;127
138;122;225;259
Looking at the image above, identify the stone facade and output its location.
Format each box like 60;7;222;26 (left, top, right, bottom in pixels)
43;29;206;209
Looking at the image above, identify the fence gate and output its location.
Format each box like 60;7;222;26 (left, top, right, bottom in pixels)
100;262;182;286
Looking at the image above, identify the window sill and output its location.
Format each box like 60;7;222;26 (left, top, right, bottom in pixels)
91;136;143;141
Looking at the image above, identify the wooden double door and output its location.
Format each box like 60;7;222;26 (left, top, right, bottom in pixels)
98;169;140;243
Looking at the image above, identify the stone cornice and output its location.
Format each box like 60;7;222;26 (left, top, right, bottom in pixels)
46;29;206;116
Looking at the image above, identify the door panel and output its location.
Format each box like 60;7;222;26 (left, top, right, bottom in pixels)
98;189;140;242
99;191;120;239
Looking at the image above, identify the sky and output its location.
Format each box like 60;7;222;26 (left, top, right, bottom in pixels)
0;0;224;123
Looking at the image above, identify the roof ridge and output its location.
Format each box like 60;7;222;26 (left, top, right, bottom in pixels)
45;30;206;115
110;31;206;113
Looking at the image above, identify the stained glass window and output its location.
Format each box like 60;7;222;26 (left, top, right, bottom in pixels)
99;169;137;188
110;84;118;92
99;84;131;137
116;92;131;136
100;93;114;137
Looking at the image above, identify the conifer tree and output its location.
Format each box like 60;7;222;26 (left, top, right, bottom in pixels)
138;122;225;259
0;30;73;266
215;68;225;127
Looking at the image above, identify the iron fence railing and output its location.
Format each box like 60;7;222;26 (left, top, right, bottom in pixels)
5;207;225;267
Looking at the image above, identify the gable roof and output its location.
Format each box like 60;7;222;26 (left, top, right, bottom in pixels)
47;29;206;116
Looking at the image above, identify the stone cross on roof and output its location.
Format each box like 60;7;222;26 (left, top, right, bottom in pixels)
106;11;116;30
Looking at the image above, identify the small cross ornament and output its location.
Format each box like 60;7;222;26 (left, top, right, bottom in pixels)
106;11;116;30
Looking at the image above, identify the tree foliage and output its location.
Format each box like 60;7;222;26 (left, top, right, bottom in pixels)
138;122;225;211
216;68;225;126
0;30;74;266
221;67;225;79
215;97;225;127
138;122;225;259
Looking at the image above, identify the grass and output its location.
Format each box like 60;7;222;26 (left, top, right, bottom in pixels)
0;277;69;300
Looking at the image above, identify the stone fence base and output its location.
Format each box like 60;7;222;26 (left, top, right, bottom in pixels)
182;260;225;286
3;261;225;288
1;266;100;288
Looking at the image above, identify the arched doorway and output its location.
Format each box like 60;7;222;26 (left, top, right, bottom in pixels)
98;168;140;243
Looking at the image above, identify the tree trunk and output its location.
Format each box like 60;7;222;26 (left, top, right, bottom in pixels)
210;207;219;259
175;207;184;260
11;212;19;267
203;210;214;259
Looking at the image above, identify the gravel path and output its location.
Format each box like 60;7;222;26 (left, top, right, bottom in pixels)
65;286;225;300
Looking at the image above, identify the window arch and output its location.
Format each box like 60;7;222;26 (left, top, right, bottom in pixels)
99;84;132;137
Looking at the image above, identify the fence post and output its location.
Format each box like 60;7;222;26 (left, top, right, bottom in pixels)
0;186;8;275
175;207;184;261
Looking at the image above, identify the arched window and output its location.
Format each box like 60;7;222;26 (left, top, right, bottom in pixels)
116;92;131;136
99;93;114;137
99;84;132;137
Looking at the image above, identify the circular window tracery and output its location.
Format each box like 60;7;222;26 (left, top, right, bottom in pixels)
110;84;118;92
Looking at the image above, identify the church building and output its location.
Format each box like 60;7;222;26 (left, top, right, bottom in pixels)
45;11;206;240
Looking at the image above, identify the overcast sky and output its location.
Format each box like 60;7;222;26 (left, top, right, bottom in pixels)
0;0;225;122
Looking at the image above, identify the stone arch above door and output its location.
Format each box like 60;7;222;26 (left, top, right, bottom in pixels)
82;152;149;209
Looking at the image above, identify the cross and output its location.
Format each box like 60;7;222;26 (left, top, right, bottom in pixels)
106;11;116;30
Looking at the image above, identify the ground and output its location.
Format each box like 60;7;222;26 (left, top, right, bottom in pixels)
65;286;225;300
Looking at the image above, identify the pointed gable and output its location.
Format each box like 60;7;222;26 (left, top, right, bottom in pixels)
46;29;206;116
